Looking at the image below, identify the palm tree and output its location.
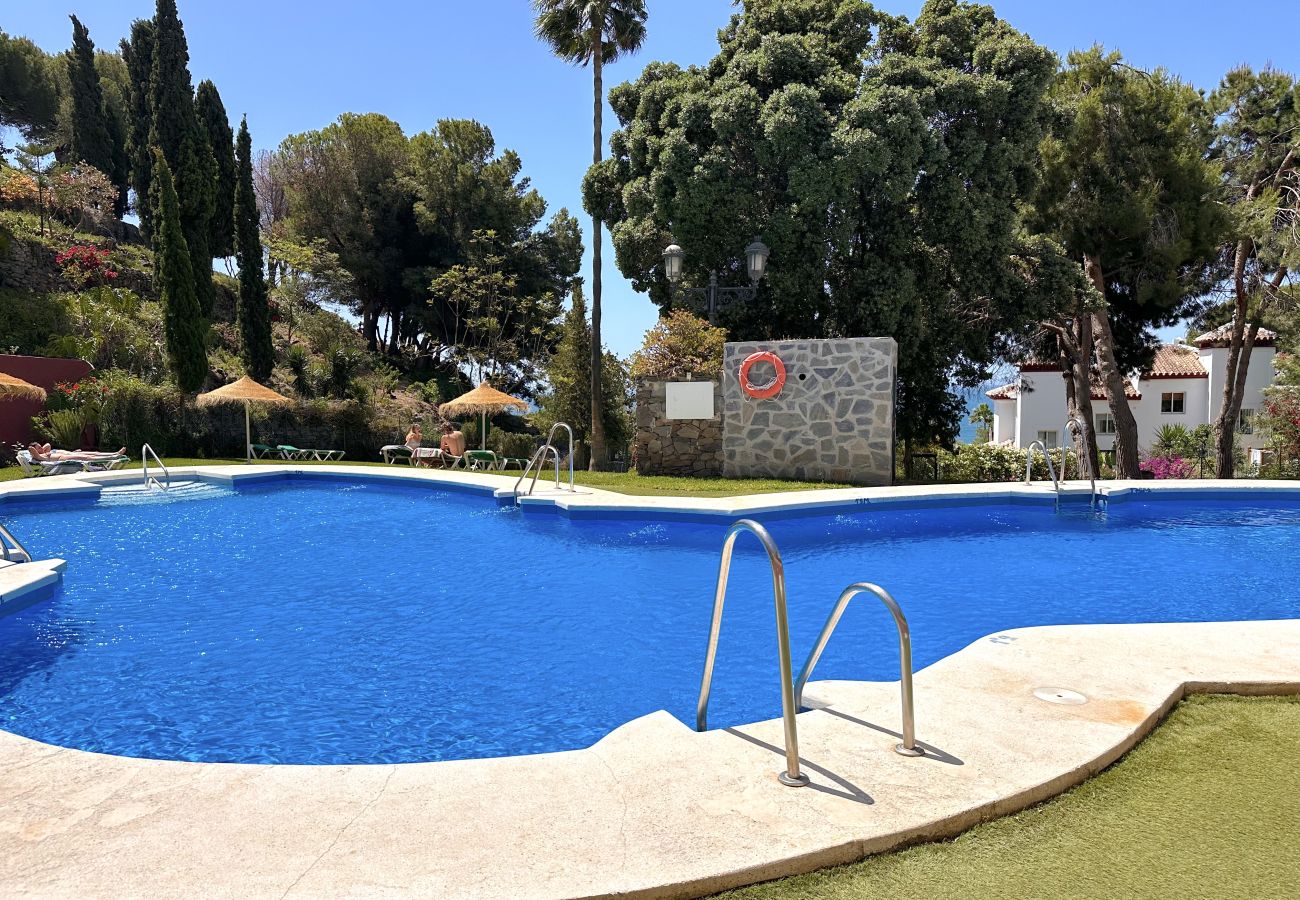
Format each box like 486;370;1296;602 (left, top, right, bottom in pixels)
533;0;647;470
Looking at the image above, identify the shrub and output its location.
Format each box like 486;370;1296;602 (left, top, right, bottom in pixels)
32;408;88;449
629;309;726;381
55;245;118;288
1139;456;1195;479
931;442;1078;483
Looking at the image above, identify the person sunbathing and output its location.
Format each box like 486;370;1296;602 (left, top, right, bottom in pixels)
439;422;466;465
28;443;127;462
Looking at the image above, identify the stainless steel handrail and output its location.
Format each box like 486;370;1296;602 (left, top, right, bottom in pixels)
0;522;32;563
697;519;808;787
793;582;922;757
545;422;575;492
141;443;170;491
1062;416;1097;508
526;444;561;496
1024;439;1058;490
511;422;576;500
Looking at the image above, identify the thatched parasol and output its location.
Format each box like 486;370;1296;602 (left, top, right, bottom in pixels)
0;372;47;403
196;376;292;462
439;382;528;450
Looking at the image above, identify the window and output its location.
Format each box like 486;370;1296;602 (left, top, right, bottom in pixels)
1160;392;1185;414
1095;413;1116;435
1239;408;1255;434
1036;430;1059;449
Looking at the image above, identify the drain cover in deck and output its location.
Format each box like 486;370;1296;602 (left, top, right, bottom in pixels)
1033;687;1088;705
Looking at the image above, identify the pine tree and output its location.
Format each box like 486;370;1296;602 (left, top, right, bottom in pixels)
196;80;235;257
120;18;155;235
151;149;208;392
234;117;274;381
66;16;114;175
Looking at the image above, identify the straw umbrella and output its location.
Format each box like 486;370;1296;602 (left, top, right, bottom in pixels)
439;382;528;450
0;372;47;403
196;376;292;462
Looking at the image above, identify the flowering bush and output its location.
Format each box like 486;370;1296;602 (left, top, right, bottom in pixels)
55;245;118;288
1139;455;1195;479
1260;386;1300;462
932;442;1081;483
0;168;39;205
630;310;727;380
49;376;108;425
49;163;116;231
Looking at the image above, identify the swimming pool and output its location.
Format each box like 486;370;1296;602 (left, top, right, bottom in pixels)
1;474;1298;765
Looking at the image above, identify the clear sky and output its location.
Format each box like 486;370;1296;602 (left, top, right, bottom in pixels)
6;0;1297;356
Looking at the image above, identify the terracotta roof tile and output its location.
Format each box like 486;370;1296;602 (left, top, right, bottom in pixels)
1192;323;1277;348
1146;344;1207;378
986;383;1018;400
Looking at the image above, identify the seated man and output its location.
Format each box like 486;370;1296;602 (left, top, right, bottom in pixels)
438;422;466;466
28;443;127;462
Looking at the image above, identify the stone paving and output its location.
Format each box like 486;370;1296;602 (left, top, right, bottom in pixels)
1;468;1297;899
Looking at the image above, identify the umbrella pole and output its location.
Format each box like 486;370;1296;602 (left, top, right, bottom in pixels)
245;402;251;463
481;412;487;450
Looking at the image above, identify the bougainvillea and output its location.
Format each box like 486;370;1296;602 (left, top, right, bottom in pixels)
1139;456;1196;479
55;245;119;288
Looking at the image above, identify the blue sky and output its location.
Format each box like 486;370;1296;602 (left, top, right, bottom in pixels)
6;0;1297;356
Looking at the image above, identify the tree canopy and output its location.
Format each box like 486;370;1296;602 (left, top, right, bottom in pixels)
274;114;583;396
584;0;1062;446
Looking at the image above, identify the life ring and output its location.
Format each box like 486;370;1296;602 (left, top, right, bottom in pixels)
739;351;787;400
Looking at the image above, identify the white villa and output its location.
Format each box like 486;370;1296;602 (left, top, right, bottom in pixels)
987;324;1278;452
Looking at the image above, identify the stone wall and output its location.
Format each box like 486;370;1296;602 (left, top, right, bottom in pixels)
722;338;896;485
0;233;154;297
633;379;723;476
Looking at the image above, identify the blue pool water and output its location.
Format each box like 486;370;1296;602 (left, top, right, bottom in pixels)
1;478;1298;764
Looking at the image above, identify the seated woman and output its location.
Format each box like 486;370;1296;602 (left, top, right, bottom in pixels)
28;443;127;462
404;423;436;468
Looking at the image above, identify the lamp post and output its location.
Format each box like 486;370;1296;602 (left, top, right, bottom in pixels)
662;239;771;325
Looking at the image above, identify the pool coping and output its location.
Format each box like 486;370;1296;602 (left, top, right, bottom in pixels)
1;467;1299;898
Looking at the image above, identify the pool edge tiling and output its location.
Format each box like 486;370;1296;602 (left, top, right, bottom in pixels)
2;467;1299;899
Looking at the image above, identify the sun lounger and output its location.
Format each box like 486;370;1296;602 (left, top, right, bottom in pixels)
275;445;310;460
463;450;502;471
381;444;412;464
299;449;345;461
250;443;281;459
16;449;129;477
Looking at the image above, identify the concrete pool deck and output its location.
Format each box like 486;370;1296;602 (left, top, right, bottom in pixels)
1;467;1299;898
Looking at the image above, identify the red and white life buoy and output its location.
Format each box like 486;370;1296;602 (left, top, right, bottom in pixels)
739;351;787;400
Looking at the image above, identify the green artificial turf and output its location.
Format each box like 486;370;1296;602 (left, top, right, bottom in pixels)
719;694;1300;899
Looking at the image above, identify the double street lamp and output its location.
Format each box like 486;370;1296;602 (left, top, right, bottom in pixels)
662;238;771;325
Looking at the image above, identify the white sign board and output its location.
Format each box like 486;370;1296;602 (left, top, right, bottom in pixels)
665;381;714;420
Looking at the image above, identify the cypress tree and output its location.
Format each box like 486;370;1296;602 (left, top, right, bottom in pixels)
234;117;274;381
66;16;114;175
121;19;155;235
148;0;215;317
151;149;208;392
103;98;131;219
196;80;236;257
148;0;192;173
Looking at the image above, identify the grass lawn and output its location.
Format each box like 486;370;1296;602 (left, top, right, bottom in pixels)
0;457;849;497
718;694;1300;899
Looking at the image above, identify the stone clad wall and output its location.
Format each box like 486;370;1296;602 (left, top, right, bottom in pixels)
633;379;723;476
0;234;154;298
722;338;896;485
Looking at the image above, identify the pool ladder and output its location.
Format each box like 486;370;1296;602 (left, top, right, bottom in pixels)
1026;418;1100;510
513;422;575;500
141;443;170;492
696;520;922;788
0;523;32;563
